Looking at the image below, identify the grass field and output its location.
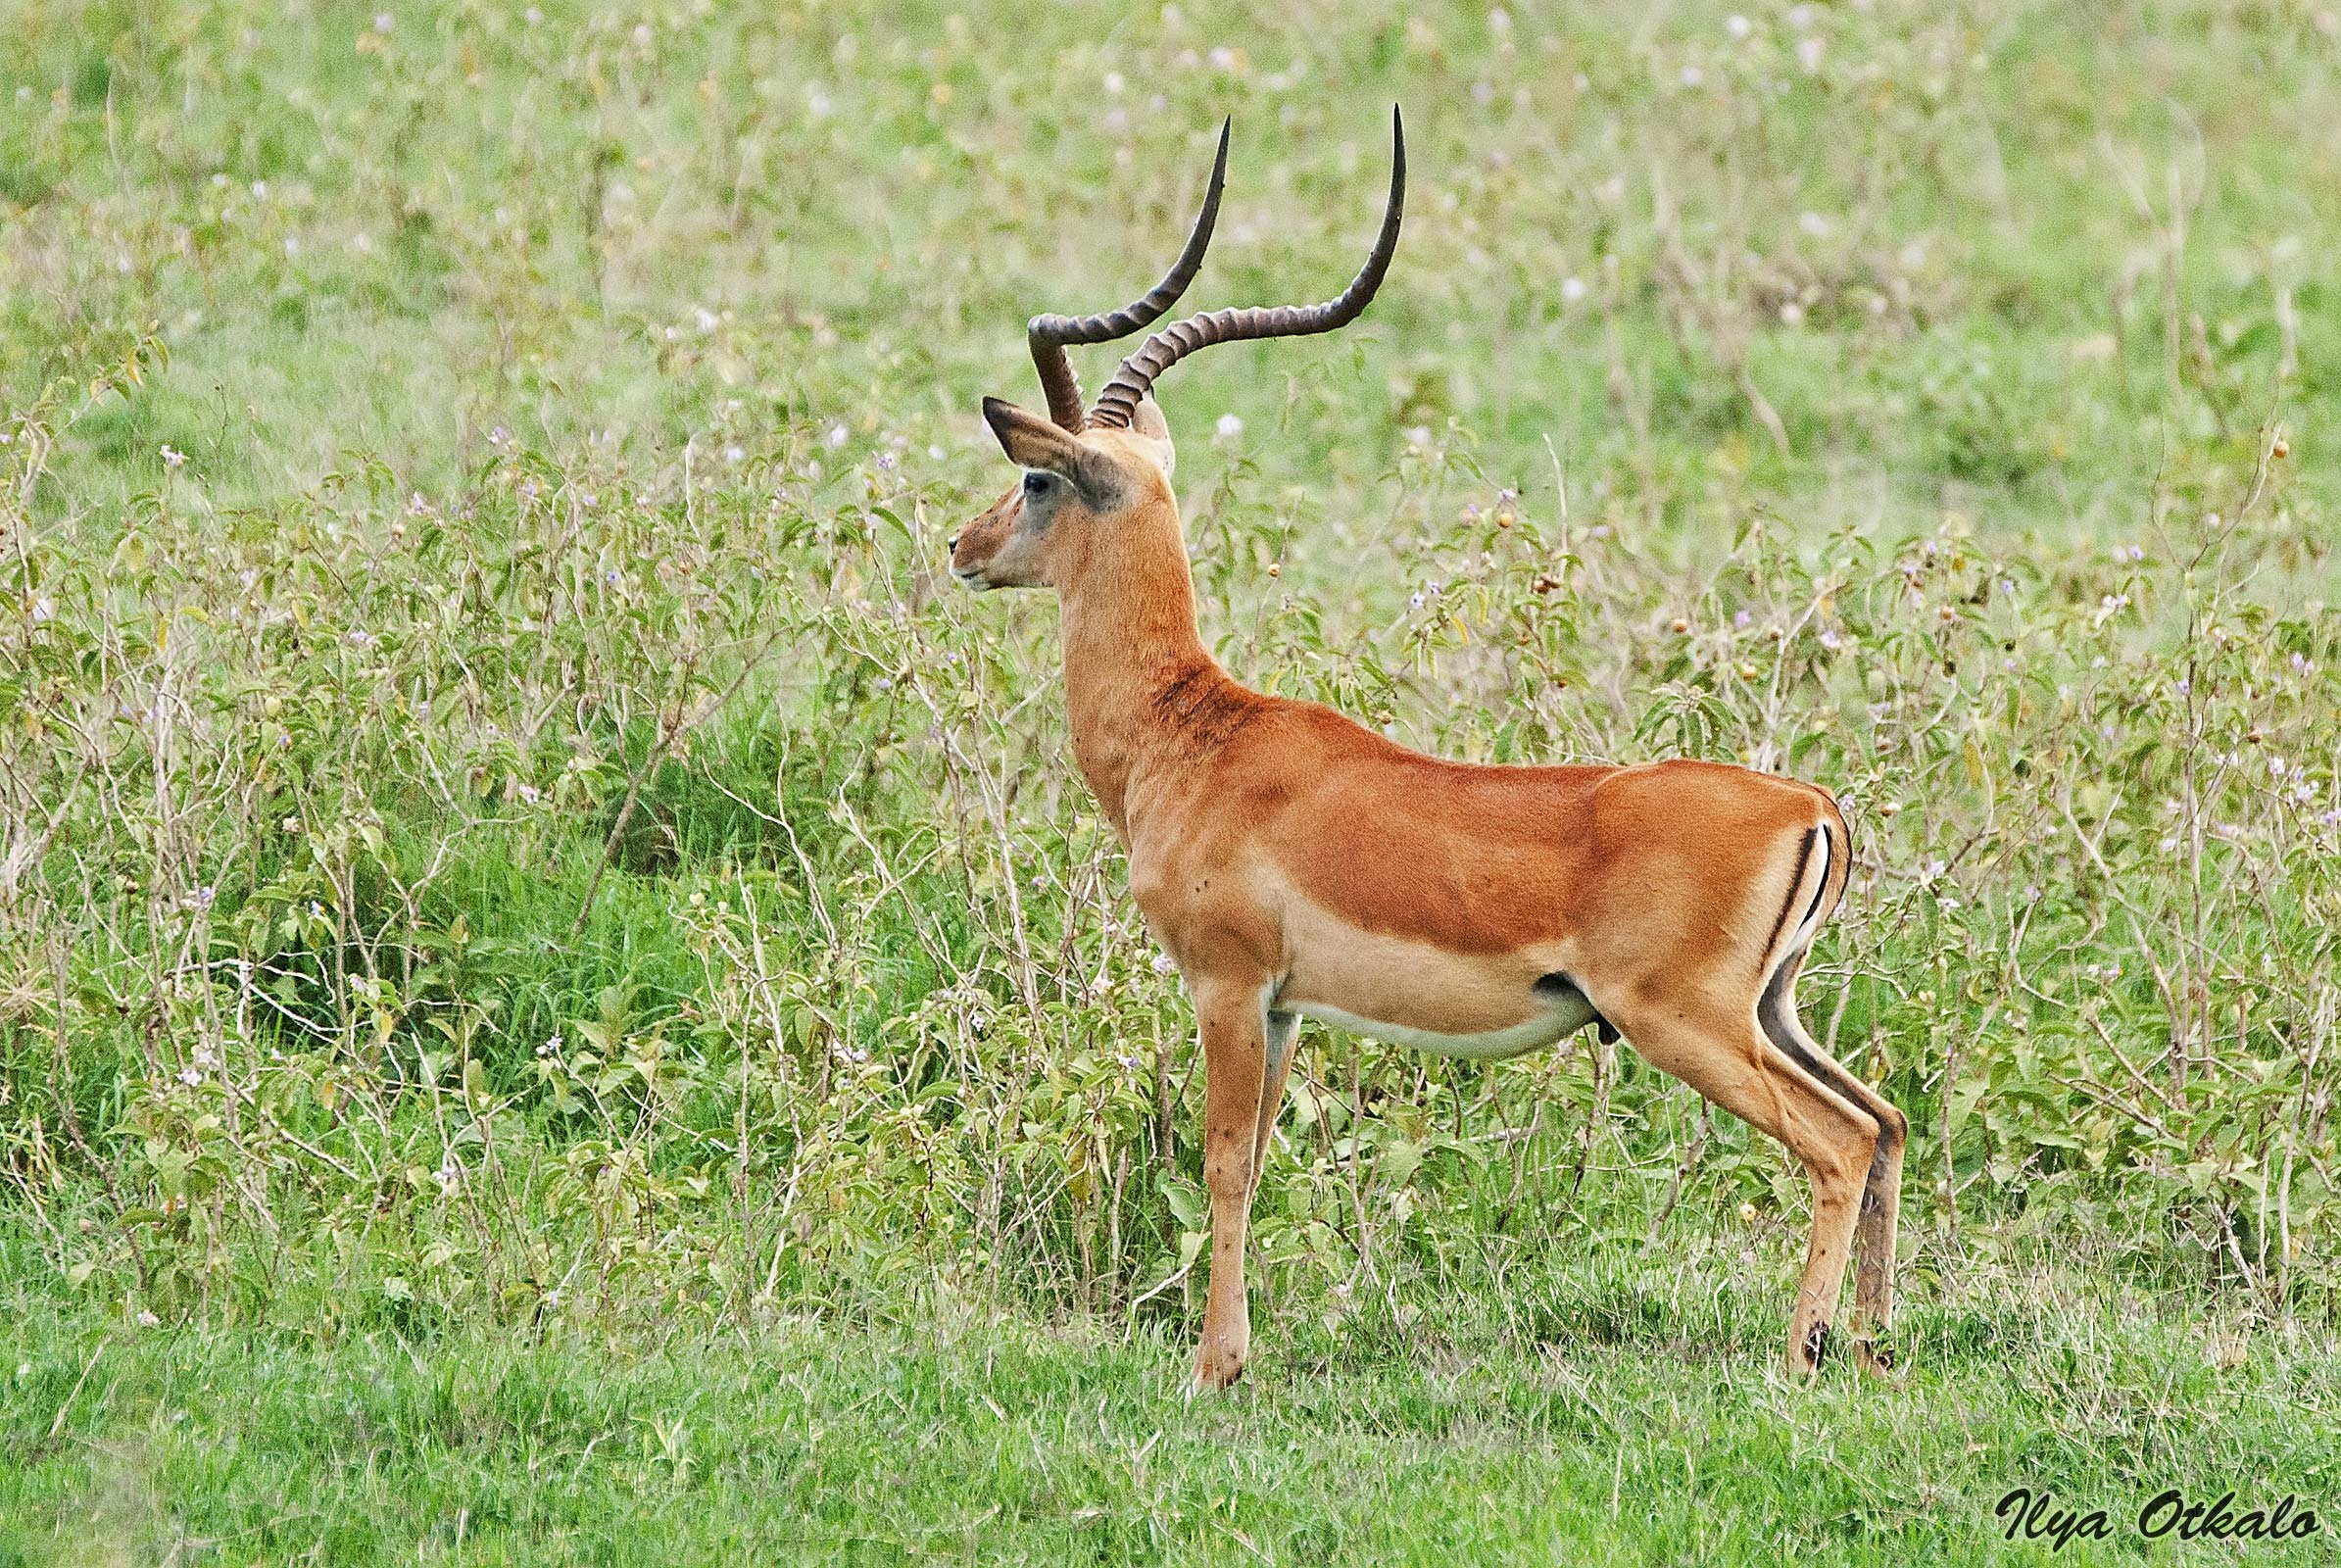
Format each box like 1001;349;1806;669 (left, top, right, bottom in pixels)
6;0;2341;1561
6;1280;2335;1564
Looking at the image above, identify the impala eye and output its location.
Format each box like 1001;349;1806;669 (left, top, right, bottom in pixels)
1022;470;1050;500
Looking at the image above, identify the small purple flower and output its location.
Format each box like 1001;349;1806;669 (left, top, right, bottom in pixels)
1732;610;1751;629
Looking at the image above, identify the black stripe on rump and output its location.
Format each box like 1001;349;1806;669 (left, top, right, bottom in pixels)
1759;825;1820;973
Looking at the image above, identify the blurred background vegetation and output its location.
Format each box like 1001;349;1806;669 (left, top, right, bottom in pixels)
4;0;2340;1560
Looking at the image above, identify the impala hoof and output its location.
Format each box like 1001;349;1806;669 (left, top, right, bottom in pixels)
1851;1336;1902;1383
1193;1345;1247;1391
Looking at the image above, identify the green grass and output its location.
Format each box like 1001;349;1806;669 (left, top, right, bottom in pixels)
8;1246;2337;1566
7;0;2341;1560
9;0;2341;543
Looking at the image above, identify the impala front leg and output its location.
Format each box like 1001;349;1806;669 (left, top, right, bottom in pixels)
1192;976;1268;1390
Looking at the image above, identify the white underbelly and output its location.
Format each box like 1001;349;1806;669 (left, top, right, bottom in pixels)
1288;992;1599;1061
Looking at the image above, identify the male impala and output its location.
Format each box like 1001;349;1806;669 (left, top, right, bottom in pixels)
949;111;1906;1389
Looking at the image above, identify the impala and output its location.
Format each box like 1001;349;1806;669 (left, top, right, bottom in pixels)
949;110;1905;1389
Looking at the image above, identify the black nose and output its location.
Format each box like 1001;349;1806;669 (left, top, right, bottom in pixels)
947;533;959;552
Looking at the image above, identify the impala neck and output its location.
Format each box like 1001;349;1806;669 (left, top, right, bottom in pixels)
1054;507;1223;835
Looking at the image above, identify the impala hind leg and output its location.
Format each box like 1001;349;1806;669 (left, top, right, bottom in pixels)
1192;979;1268;1390
1252;1008;1299;1199
1611;1003;1879;1377
1759;954;1906;1371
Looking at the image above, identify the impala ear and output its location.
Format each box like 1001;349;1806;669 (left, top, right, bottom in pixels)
982;397;1123;505
1127;395;1176;478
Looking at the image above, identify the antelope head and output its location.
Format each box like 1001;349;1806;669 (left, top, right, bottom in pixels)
949;110;1406;594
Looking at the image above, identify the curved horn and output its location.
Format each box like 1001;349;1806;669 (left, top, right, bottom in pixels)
1026;119;1232;431
1088;106;1405;431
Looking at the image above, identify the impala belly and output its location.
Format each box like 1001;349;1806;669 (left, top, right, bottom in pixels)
1284;991;1597;1059
1270;893;1601;1060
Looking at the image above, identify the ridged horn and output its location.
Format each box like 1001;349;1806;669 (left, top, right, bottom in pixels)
1026;119;1232;430
1087;105;1404;431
